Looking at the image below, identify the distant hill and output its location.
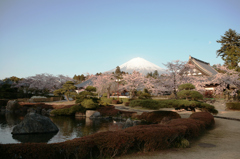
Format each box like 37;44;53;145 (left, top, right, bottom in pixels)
108;57;166;75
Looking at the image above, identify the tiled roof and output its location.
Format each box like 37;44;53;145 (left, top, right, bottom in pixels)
189;56;218;76
75;77;97;88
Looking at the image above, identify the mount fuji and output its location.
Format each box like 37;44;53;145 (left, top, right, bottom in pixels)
108;57;166;75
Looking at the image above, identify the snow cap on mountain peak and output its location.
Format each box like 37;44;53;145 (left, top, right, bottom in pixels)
109;57;165;75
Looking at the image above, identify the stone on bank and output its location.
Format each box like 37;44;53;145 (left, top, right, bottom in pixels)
11;112;59;135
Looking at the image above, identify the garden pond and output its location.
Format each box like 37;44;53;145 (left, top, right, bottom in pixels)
0;112;125;144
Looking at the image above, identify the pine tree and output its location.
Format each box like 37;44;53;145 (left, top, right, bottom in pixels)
153;70;159;78
115;66;121;75
216;29;240;70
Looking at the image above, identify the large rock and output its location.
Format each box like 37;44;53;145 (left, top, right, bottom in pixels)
6;100;19;112
123;118;133;129
12;112;59;135
90;111;101;118
86;110;101;118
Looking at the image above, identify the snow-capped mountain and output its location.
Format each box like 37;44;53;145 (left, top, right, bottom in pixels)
108;57;166;75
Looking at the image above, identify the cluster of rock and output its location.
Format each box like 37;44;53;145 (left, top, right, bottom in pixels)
1;100;53;116
82;110;141;129
0;100;58;135
122;118;141;129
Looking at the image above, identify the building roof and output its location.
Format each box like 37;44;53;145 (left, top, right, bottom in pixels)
75;77;97;88
189;56;218;76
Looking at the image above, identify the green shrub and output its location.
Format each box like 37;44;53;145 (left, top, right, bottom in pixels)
137;89;152;99
138;92;152;99
178;83;195;90
177;90;203;100
171;137;190;148
81;99;99;109
198;103;218;114
120;98;129;103
177;83;203;101
85;86;96;92
129;99;218;114
100;97;113;105
129;99;173;110
99;101;109;106
102;93;108;97
50;105;86;116
171;100;218;114
226;102;240;110
69;104;86;114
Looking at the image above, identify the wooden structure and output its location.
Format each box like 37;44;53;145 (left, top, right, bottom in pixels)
182;56;218;76
181;56;219;97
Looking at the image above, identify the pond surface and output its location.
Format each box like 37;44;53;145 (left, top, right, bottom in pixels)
0;112;124;144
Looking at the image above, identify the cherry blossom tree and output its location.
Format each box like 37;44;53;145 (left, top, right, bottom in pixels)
121;71;154;98
163;60;191;98
93;73;117;98
209;65;240;98
180;64;239;99
15;73;72;95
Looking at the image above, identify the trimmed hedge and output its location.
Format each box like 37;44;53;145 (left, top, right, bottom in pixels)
190;112;215;129
130;99;173;109
100;98;129;106
97;106;119;116
97;106;137;118
226;102;240;110
120;98;129;103
0;112;215;159
137;111;181;123
129;99;218;114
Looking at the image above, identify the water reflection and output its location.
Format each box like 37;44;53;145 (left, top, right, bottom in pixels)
0;113;124;144
13;132;58;143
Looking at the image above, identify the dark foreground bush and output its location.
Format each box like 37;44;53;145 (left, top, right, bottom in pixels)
226;102;240;110
190;112;215;129
97;105;119;116
137;111;181;123
97;106;137;118
0;112;215;159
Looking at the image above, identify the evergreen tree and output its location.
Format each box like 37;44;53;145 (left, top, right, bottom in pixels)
53;81;77;101
146;72;153;78
3;76;22;83
216;29;240;70
115;66;121;75
80;74;85;81
73;74;77;81
153;70;159;78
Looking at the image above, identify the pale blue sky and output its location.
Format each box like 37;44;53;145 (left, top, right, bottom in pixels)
0;0;240;79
